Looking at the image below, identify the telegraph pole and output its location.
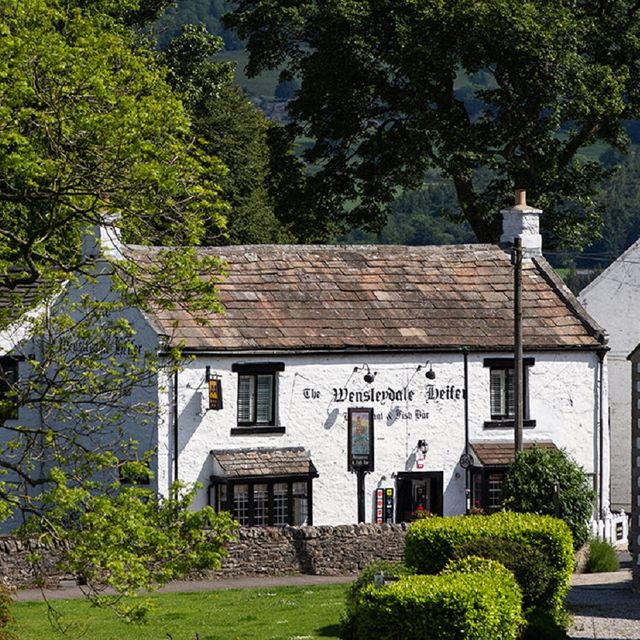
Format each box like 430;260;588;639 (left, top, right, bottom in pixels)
513;236;524;453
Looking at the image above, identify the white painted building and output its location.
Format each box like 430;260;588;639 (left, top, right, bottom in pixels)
579;241;640;512
2;196;610;527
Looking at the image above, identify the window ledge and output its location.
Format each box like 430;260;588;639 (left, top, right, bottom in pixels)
230;426;286;436
483;419;536;429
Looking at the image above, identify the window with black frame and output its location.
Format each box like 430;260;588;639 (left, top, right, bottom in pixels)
483;358;536;428
215;478;312;527
231;362;285;434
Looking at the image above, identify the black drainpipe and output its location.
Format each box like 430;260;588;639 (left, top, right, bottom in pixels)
463;347;470;512
597;349;605;519
173;369;179;482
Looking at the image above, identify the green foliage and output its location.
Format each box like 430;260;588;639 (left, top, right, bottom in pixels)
342;179;475;246
452;536;554;611
32;478;236;618
501;447;596;550
585;538;620;573
227;0;640;248
163;24;330;244
347;562;524;640
404;512;574;616
154;0;243;50
344;559;413;615
0;586;15;640
0;0;228;326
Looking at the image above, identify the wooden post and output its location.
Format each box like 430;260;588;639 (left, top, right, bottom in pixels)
513;236;523;453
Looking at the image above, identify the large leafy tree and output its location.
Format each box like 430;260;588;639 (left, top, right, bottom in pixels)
164;23;336;243
0;0;235;617
226;0;640;247
0;0;227;317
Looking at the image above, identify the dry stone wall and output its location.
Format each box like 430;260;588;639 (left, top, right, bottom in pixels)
0;523;407;588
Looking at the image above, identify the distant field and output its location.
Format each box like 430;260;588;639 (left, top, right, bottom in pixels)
11;584;348;640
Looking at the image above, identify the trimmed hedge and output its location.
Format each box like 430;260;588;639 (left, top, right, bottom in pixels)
345;559;413;615
348;558;524;640
452;536;554;610
404;512;573;614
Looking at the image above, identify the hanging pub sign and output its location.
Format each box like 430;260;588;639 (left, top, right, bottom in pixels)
348;407;374;472
208;378;223;410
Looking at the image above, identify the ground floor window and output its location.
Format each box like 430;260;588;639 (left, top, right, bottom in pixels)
472;468;507;513
212;477;313;527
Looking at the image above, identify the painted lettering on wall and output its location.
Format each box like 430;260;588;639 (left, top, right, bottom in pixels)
426;385;464;401
332;387;414;404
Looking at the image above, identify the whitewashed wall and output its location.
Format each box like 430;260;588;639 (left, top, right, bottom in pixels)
158;350;607;524
580;243;640;512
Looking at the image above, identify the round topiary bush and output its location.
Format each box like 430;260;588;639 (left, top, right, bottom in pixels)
452;536;554;610
349;560;524;640
501;447;595;550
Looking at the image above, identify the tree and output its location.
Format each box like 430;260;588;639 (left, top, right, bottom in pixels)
501;447;595;550
0;0;236;618
0;0;228;324
226;0;640;248
164;24;335;243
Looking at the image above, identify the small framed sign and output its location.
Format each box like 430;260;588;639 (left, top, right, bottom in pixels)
208;378;223;410
348;407;374;472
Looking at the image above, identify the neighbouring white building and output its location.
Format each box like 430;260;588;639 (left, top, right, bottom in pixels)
1;194;610;527
579;241;640;512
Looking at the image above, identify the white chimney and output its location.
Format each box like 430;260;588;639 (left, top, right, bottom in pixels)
82;214;123;261
499;189;543;257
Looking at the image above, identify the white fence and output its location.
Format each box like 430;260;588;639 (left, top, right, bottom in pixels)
590;511;629;547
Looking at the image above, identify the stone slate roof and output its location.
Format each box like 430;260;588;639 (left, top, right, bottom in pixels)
470;440;557;467
211;447;318;479
125;244;606;353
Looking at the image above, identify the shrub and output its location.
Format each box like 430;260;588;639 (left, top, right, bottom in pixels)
345;559;413;614
585;538;620;573
348;560;524;640
452;536;554;610
0;587;15;640
404;511;573;616
501;447;595;550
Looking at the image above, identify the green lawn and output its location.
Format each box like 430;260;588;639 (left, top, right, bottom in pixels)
11;584;349;640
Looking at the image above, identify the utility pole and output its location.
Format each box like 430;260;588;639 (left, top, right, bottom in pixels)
513;236;523;453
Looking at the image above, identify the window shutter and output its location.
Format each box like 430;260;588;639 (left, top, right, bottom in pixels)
490;369;504;417
238;375;253;423
255;374;273;423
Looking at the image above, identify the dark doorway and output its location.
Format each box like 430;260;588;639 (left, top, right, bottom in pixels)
396;471;443;522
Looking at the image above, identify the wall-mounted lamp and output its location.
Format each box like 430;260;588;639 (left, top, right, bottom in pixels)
417;361;436;380
354;364;377;384
417;439;429;455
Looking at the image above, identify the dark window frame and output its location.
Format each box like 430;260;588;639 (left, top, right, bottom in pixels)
472;467;508;513
209;475;314;527
231;362;284;433
483;357;536;428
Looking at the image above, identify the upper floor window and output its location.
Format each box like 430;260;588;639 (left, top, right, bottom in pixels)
483;358;536;428
231;362;285;434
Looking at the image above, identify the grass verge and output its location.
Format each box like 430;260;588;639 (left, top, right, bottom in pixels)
11;584;349;640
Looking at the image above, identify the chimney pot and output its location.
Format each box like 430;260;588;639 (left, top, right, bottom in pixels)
500;189;543;258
